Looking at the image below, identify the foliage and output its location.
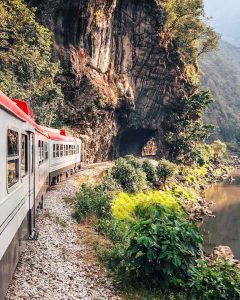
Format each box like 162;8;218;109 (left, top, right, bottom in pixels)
171;184;197;203
201;41;240;147
142;160;156;184
156;159;176;186
188;259;240;300
112;191;181;222
0;0;63;126
111;204;203;288
164;91;214;163
74;185;111;222
97;218;128;243
111;157;147;193
123;155;143;169
156;0;219;63
209;140;227;161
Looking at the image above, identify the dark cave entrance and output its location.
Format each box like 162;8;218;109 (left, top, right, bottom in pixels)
118;128;157;157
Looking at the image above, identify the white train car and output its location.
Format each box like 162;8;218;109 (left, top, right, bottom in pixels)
0;91;83;299
41;127;82;185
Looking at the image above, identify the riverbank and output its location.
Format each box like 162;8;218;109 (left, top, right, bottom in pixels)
72;155;240;300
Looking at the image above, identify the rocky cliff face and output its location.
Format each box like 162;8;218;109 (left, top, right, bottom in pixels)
28;0;196;162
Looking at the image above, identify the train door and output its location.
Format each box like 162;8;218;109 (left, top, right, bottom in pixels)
28;132;35;238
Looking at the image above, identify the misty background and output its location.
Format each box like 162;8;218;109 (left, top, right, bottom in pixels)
205;0;240;47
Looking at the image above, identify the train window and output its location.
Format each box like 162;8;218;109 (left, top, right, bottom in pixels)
56;144;60;157
64;145;66;156
41;141;44;163
69;145;72;155
53;144;56;158
7;130;19;187
44;142;48;160
21;134;28;177
66;145;69;156
60;144;63;157
31;134;34;174
8;130;18;156
38;140;42;164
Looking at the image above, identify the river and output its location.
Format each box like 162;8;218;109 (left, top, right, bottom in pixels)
201;173;240;259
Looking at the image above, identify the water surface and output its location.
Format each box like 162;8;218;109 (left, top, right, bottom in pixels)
202;175;240;259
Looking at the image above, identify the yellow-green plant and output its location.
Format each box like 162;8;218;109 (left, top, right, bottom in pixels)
112;191;181;222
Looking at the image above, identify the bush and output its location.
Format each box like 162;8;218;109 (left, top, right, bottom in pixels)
97;218;128;243
111;204;203;288
142;160;156;184
209;140;227;161
111;157;147;193
112;191;182;222
188;259;240;300
124;155;143;169
156;159;177;187
100;173;123;193
74;185;112;222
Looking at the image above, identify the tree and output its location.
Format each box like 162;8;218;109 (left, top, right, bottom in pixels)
0;0;64;126
156;159;176;188
210;140;227;162
163;90;214;163
156;0;219;63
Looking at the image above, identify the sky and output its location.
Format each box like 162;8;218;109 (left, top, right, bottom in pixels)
204;0;240;46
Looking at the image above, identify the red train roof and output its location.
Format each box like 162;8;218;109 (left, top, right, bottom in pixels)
0;91;47;136
0;90;78;142
39;126;76;142
12;99;35;120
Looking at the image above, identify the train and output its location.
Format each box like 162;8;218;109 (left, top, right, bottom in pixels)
0;90;83;299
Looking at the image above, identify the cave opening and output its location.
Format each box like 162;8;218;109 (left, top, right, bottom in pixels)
118;128;157;157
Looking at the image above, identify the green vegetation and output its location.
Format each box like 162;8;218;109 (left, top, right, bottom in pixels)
74;155;239;299
156;0;219;63
156;159;176;188
111;204;203;289
74;185;111;222
0;0;63;126
188;258;240;300
164;91;214;163
111;157;147;193
201;40;240;151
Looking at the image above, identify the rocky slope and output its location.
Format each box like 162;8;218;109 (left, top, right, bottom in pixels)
28;0;196;162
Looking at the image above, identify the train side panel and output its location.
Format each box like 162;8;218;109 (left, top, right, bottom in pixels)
49;139;82;184
0;109;34;299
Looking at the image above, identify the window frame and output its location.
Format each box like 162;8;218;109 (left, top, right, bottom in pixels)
53;144;56;158
7;127;20;192
20;133;28;179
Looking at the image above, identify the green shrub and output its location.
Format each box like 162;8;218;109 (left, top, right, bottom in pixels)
209;140;227;161
100;173;123;193
97;218;128;243
111;158;147;193
74;185;111;222
112;191;182;222
124;155;143;169
188;259;240;300
156;159;177;187
142;160;156;184
111;204;203;288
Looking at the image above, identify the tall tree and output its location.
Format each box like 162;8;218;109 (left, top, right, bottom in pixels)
0;0;63;126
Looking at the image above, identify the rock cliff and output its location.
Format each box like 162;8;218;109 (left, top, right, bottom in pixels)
28;0;196;162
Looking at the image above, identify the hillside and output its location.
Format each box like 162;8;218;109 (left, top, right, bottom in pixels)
201;40;240;144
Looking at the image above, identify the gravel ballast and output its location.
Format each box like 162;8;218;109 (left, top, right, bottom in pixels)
6;163;121;300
